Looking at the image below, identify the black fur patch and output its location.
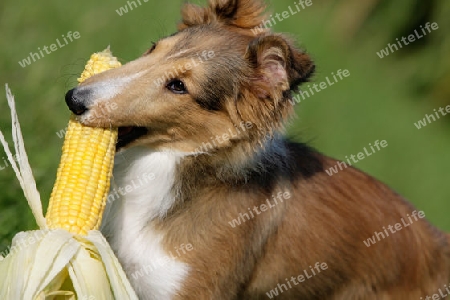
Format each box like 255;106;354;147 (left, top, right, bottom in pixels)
285;141;324;179
244;141;325;193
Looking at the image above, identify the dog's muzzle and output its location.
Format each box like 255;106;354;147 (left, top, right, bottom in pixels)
65;88;89;115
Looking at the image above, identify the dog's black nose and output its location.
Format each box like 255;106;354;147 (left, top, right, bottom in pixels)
65;88;88;115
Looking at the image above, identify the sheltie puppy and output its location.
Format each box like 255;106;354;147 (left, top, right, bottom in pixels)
65;0;450;298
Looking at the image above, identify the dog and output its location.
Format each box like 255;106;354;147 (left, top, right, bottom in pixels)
64;0;450;298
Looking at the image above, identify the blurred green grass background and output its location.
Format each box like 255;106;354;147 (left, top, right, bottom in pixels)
0;0;449;251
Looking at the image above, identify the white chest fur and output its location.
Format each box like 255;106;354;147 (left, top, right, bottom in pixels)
101;147;189;299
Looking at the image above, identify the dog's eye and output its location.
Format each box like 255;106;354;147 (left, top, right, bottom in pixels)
167;79;188;94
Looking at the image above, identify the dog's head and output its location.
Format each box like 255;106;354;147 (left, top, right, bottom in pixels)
66;0;315;154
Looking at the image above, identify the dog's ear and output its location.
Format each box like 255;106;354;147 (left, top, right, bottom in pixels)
231;34;314;136
245;34;315;101
179;0;266;31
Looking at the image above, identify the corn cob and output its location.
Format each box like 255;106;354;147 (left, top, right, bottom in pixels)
0;48;139;300
46;48;121;235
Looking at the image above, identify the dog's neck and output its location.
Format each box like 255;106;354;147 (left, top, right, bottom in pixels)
182;135;288;184
102;138;287;228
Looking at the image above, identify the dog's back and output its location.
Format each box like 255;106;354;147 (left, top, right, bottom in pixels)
241;142;450;299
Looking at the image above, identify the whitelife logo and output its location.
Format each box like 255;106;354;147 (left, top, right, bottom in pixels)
421;283;450;300
265;262;328;298
288;69;350;106
0;231;46;262
325;140;388;176
18;31;81;68
228;191;291;228
376;22;439;58
251;0;313;35
107;173;156;204
193;121;253;155
414;105;450;130
115;0;149;16
0;154;21;172
363;211;426;247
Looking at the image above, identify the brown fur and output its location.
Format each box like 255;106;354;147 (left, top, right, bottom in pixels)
66;0;450;298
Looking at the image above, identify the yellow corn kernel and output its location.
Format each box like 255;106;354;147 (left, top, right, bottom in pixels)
78;47;122;83
46;48;121;235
